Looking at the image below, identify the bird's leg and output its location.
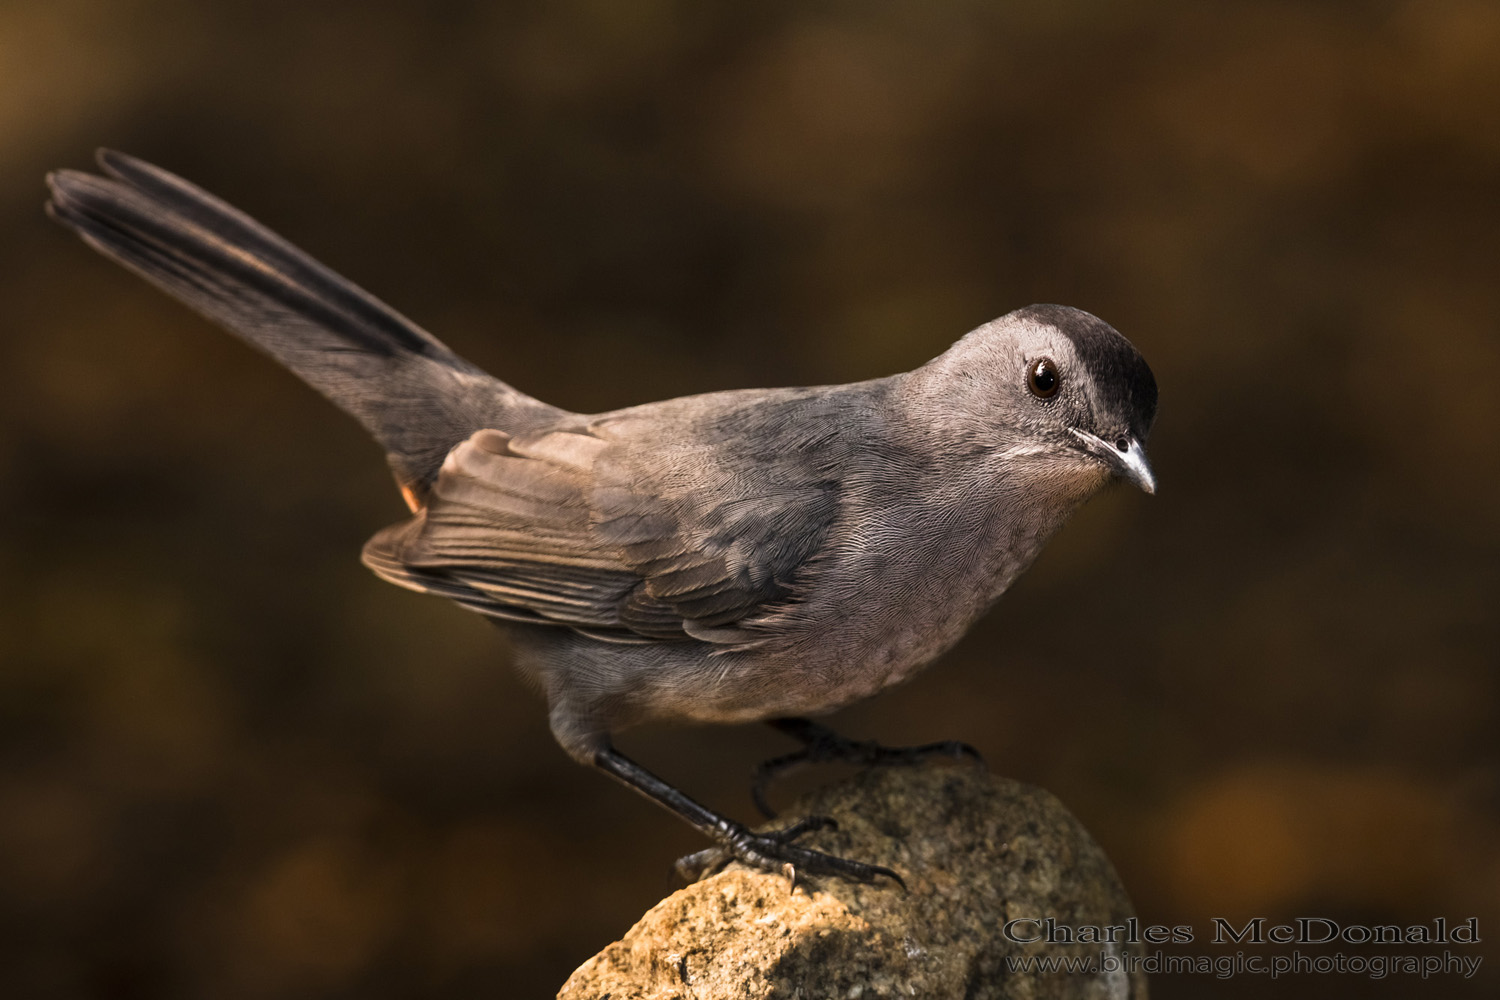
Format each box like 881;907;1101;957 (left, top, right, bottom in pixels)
751;717;983;818
593;745;904;889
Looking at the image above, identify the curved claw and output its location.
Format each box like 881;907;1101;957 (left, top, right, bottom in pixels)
751;719;986;818
725;826;905;890
674;816;904;891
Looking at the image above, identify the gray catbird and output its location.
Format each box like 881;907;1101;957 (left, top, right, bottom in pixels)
46;151;1157;886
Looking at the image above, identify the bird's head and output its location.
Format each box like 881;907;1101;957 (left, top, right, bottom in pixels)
904;304;1159;498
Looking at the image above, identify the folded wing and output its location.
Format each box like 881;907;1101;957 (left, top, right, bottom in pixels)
362;398;845;647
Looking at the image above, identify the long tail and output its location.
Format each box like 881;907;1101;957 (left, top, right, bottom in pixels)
46;149;564;499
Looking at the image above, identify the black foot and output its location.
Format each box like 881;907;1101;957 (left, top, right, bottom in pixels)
675;815;905;890
592;745;906;892
752;717;983;818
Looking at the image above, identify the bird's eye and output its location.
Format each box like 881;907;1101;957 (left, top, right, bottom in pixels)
1027;357;1060;399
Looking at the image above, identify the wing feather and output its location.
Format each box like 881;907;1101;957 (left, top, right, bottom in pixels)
361;387;858;644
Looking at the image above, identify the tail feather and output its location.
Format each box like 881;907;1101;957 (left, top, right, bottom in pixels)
46;150;564;491
84;150;446;359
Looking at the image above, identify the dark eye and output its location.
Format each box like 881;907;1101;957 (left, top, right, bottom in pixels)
1027;357;1060;399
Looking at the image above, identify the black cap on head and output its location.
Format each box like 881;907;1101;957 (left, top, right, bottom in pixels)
1017;304;1158;440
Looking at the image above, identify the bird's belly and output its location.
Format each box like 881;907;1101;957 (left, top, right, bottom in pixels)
631;507;1063;728
678;616;973;724
678;551;1027;723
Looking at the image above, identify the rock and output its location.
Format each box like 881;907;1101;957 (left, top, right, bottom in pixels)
558;765;1147;999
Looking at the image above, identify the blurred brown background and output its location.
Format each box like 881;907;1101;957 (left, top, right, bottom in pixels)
1;1;1496;997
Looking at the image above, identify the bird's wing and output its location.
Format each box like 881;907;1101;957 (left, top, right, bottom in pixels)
361;388;856;646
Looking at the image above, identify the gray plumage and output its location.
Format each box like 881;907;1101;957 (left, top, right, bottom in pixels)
46;150;1158;881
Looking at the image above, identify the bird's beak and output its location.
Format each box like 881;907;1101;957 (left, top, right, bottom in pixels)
1068;429;1157;495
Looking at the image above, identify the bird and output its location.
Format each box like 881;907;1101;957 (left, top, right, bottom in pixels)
46;150;1158;887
